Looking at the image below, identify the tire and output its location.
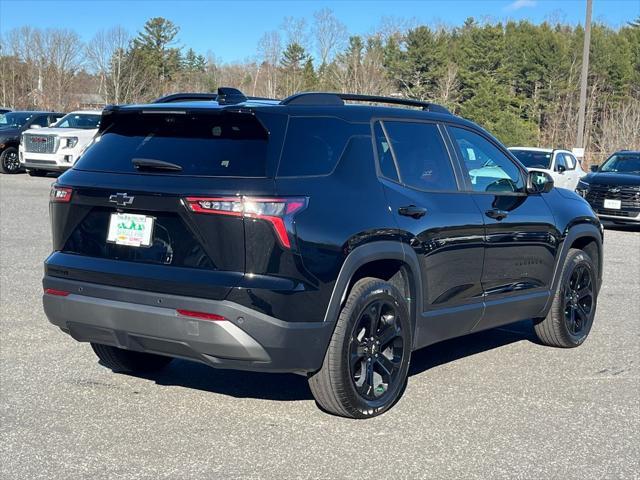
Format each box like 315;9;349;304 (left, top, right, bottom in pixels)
0;147;21;174
91;343;173;373
27;169;48;177
308;277;412;419
534;248;598;348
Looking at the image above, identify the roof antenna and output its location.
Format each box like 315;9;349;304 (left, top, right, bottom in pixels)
216;87;247;105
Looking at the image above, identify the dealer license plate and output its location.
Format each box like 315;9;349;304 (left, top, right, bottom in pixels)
603;199;621;210
106;213;154;247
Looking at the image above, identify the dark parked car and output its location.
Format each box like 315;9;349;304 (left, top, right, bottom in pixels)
0;111;65;174
576;151;640;225
43;89;603;418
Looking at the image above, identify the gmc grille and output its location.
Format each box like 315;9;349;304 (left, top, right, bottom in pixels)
24;134;58;154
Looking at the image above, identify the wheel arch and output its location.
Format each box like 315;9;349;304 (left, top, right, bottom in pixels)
322;241;423;340
544;221;603;314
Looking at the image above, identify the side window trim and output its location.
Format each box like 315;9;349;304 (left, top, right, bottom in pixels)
378;121;403;183
444;123;528;196
371;117;464;193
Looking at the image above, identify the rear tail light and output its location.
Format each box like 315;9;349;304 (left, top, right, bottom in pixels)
184;196;307;249
50;185;73;203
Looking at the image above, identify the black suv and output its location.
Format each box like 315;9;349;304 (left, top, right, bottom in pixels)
577;150;640;225
43;89;603;418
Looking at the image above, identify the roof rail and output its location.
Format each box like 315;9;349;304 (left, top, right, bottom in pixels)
153;92;218;103
280;92;451;114
152;87;274;105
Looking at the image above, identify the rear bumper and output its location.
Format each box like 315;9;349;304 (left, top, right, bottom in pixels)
42;276;334;373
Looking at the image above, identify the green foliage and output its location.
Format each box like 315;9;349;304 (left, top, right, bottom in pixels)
280;42;308;70
302;58;317;90
183;48;206;72
383;17;637;147
131;17;182;94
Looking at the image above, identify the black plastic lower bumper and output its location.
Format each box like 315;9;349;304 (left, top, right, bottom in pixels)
42;276;334;373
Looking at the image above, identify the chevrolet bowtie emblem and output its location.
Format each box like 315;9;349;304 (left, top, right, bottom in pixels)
108;193;134;207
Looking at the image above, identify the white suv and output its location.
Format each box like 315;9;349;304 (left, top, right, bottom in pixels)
19;110;101;176
509;147;586;190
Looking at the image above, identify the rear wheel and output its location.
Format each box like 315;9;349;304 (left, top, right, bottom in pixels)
27;169;48;177
0;147;21;174
91;343;173;373
534;248;597;347
308;277;412;418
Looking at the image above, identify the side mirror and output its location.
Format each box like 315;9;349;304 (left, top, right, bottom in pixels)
30;124;42;129
590;165;599;173
556;164;566;173
527;170;554;194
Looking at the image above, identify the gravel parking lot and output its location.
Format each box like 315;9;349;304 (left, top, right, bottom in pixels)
1;173;638;479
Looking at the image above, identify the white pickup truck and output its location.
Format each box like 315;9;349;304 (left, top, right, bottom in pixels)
19;110;101;176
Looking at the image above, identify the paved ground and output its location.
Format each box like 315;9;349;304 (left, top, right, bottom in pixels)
1;173;639;479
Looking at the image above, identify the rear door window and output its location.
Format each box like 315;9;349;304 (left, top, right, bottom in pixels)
277;117;352;177
382;121;458;191
74;110;270;177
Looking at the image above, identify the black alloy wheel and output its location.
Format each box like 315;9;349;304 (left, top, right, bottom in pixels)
534;248;597;348
308;277;412;418
349;299;405;400
0;147;21;174
563;264;594;336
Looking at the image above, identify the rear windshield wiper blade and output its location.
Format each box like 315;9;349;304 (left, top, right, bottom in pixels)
132;158;182;171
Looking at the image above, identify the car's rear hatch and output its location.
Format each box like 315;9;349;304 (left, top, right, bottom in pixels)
46;104;289;300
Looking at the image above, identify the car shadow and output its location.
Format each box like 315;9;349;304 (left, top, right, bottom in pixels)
127;320;538;402
602;222;639;232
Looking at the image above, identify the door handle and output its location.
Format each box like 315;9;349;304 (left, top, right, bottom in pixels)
485;209;508;221
398;205;427;219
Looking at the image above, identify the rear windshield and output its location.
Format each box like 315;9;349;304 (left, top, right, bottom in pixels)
74;110;269;176
510;149;552;169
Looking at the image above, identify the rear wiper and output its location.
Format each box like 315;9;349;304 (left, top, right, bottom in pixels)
132;158;182;171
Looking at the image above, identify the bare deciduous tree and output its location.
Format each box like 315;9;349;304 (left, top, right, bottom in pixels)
87;26;138;103
313;8;347;67
258;31;282;98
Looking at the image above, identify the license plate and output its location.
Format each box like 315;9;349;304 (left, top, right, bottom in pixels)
604;199;621;210
107;213;154;247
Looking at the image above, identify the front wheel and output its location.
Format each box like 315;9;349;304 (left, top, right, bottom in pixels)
534;248;598;347
308;277;412;418
0;147;21;174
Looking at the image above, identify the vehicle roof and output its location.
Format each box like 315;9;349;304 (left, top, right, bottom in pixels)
117;99;470;125
509;147;573;154
64;110;103;115
613;150;640;155
4;110;65;115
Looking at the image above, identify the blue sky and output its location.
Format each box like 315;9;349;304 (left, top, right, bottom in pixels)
1;0;638;62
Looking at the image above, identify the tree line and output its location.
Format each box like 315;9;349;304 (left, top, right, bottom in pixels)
1;11;638;163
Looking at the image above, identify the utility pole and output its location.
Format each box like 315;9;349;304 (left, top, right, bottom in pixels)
576;0;593;155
